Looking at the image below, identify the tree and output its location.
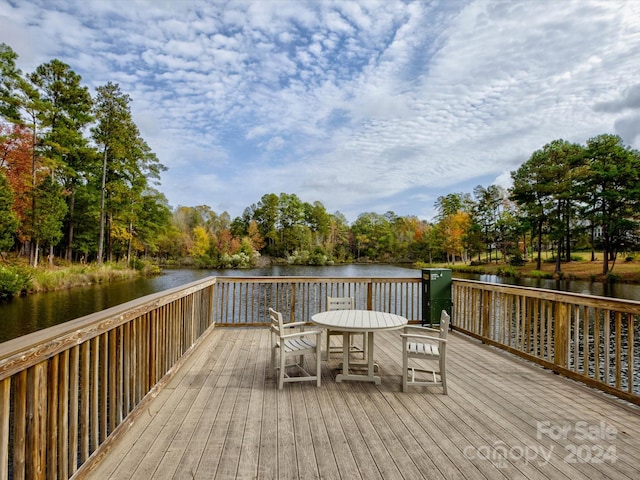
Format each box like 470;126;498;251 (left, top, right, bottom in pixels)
0;46;53;265
583;134;640;274
246;220;265;251
351;212;393;260
435;192;473;219
252;193;279;254
304;200;331;248
437;210;471;263
134;188;171;257
24;175;68;266
510;147;556;270
434;193;474;263
328;211;351;261
29;59;93;261
0;170;18;254
0;43;24;122
190;226;209;258
92;82;132;263
473;185;504;263
92;83;165;264
410;220;438;263
537;140;585;272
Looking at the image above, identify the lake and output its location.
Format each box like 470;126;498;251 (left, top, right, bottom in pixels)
1;264;638;344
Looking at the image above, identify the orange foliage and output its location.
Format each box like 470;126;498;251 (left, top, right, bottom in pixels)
0;123;33;227
215;229;241;255
440;210;471;260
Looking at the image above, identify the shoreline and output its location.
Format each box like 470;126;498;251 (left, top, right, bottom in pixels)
3;257;639;302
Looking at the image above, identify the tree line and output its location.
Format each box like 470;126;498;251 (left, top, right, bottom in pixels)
2;43;640;275
162;131;640;276
0;44;170;267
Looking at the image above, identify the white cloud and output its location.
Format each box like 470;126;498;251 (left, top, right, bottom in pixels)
1;0;639;222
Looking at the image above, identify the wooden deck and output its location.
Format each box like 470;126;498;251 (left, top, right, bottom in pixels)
84;327;640;480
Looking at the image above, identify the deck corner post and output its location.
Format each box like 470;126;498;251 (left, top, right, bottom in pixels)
554;301;569;367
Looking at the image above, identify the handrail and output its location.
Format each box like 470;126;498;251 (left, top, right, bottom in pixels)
212;276;421;325
0;277;217;480
452;278;640;405
1;274;639;479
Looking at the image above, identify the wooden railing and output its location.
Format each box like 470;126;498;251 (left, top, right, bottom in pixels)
0;277;216;480
2;275;639;479
453;278;640;405
213;276;422;325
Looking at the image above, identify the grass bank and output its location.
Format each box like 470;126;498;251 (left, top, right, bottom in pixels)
0;259;161;300
417;253;640;283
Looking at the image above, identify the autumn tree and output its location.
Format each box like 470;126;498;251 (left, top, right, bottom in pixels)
0;170;18;254
437;210;471;263
0;45;52;265
328;211;351;261
246;220;265;251
190;226;209;258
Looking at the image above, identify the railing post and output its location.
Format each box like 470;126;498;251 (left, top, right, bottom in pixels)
0;378;10;480
482;290;491;338
554;301;569;367
291;283;296;321
367;281;373;310
26;362;47;480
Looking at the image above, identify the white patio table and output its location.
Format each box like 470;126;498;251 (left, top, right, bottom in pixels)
311;309;408;385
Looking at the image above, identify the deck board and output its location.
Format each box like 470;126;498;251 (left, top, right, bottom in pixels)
85;327;640;480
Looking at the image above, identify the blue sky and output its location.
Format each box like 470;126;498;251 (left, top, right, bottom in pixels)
1;0;639;222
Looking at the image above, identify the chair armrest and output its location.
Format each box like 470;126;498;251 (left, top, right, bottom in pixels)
282;321;309;329
404;325;440;334
400;333;447;343
281;329;322;340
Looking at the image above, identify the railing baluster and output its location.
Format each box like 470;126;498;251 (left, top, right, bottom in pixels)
452;278;640;406
2;275;639;478
0;378;10;480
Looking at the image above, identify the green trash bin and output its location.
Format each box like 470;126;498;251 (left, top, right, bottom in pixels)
421;269;452;327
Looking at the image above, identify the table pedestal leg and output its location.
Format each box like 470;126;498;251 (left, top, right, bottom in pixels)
335;331;380;385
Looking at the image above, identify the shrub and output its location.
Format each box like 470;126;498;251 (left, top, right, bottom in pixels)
606;272;620;283
496;266;517;277
220;252;254;268
0;266;31;300
528;270;553;279
509;252;526;266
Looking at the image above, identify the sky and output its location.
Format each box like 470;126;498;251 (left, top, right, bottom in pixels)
1;0;639;223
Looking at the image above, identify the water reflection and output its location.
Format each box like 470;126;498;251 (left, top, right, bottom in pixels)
455;272;639;301
1;265;638;344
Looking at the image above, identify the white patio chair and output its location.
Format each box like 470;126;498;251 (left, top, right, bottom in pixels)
324;296;367;361
269;307;322;389
401;310;449;394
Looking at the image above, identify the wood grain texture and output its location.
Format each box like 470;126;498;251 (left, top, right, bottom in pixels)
84;327;640;480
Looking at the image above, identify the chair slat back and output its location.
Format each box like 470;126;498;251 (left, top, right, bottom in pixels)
269;307;284;336
327;296;355;311
440;310;450;340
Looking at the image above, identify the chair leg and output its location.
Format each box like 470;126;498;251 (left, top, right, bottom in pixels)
440;358;447;395
402;343;408;392
361;333;368;359
325;330;331;361
279;349;286;390
316;340;321;387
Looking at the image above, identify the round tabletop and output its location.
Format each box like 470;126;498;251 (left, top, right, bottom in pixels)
311;309;407;332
